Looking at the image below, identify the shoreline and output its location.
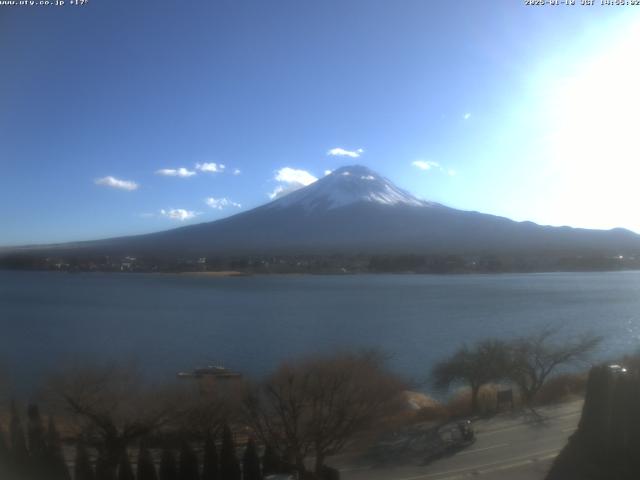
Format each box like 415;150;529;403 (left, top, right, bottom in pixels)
177;270;251;277
3;268;640;277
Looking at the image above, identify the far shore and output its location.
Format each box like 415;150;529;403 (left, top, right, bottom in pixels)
4;268;640;276
178;270;251;277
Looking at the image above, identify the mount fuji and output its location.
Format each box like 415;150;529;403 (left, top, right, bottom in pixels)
7;165;640;258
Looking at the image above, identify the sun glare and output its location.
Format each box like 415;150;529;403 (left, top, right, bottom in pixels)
545;19;640;231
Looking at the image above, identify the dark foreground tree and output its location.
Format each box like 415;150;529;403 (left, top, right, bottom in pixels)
75;442;95;480
46;416;71;480
318;465;341;480
178;441;199;480
27;404;47;472
201;435;219;480
159;448;178;480
95;453;116;480
220;425;241;480
431;340;510;413
9;401;29;470
0;422;11;478
242;438;261;480
261;444;283;477
117;452;135;480
136;443;158;480
546;364;640;479
509;329;601;407
245;350;404;476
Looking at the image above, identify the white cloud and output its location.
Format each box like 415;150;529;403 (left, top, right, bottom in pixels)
205;197;242;210
233;169;242;176
412;160;457;176
94;176;139;191
268;185;287;200
463;113;471;120
324;169;333;176
196;162;226;173
269;167;318;200
156;167;196;177
327;147;364;158
159;208;198;221
275;167;317;186
361;175;375;180
412;160;440;171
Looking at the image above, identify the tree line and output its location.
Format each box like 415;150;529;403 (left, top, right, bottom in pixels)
4;251;639;274
0;332;602;480
0;406;268;480
0;351;403;480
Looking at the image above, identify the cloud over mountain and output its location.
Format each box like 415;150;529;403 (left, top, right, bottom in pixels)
269;167;318;199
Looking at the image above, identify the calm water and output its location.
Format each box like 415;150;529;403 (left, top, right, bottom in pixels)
2;270;640;392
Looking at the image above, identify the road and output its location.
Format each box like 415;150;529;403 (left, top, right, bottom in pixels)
337;400;583;480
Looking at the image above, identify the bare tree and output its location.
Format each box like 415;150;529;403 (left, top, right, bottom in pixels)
508;328;601;407
431;339;510;413
47;362;183;477
178;378;246;440
244;350;404;476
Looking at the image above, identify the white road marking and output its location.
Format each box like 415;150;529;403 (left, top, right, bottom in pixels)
454;442;508;456
478;451;558;473
476;411;580;437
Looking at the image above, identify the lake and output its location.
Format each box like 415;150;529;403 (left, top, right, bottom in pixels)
1;270;640;393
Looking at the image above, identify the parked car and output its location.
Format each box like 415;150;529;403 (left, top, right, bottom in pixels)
370;420;475;465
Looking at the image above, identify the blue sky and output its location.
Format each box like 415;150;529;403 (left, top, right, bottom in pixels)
1;1;640;246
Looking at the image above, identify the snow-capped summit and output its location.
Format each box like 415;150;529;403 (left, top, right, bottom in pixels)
267;165;435;211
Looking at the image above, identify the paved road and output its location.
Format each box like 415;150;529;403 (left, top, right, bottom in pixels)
338;400;583;480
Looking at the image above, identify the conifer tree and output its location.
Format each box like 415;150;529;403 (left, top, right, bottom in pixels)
95;453;116;480
46;416;71;480
201;434;219;480
179;441;199;480
220;425;241;480
159;448;178;480
137;442;158;480
27;404;47;467
117;451;135;480
242;438;261;480
261;445;279;477
0;422;11;479
74;442;95;480
9;401;29;468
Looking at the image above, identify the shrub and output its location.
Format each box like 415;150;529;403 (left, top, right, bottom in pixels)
445;385;505;417
535;373;588;406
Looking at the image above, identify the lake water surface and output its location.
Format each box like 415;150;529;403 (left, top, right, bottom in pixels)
2;270;640;392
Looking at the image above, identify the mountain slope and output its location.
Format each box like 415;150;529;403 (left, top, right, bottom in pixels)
7;165;640;258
